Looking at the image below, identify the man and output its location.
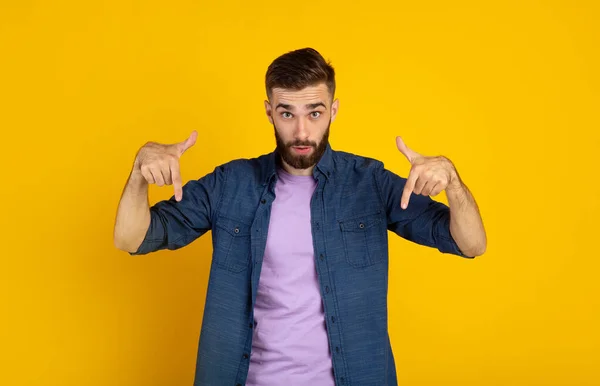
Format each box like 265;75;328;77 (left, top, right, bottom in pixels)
114;47;486;386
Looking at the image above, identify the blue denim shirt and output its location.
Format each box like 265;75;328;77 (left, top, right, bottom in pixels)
131;143;470;385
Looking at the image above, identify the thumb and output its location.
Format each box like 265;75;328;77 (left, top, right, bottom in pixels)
177;130;198;155
395;136;419;164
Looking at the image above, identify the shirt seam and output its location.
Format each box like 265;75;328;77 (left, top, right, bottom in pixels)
213;164;229;226
373;163;387;218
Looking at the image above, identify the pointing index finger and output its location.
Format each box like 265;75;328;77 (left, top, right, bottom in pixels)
170;158;183;201
401;170;418;209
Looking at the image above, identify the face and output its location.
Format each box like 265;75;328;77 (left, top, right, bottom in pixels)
265;83;339;173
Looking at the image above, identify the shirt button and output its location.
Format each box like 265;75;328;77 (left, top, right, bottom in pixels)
261;199;266;204
237;384;242;386
359;222;365;229
319;254;324;261
234;227;240;234
243;353;249;359
336;346;340;353
325;286;330;293
331;316;335;323
249;322;253;328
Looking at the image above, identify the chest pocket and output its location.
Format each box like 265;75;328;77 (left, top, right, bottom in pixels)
339;211;388;268
213;216;252;273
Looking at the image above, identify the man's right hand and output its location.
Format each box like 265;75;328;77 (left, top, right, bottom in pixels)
133;131;198;202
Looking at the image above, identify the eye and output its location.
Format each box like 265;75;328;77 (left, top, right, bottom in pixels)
281;112;293;119
310;111;322;119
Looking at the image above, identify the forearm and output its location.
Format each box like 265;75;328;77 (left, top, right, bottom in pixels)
446;180;487;257
113;170;151;252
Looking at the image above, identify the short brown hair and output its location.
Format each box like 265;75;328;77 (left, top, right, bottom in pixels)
265;47;336;100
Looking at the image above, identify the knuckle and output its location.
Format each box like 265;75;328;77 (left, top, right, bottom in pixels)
146;164;157;174
158;160;169;170
163;153;177;163
412;164;424;173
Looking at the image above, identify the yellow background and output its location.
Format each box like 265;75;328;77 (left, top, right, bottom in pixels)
1;1;599;385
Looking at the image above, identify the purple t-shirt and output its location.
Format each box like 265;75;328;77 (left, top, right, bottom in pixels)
245;167;335;386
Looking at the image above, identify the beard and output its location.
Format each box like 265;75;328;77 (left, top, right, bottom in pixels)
274;120;330;170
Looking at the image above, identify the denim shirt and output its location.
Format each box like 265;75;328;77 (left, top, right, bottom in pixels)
131;143;471;386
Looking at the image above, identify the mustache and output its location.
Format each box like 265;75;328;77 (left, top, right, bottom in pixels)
287;140;317;148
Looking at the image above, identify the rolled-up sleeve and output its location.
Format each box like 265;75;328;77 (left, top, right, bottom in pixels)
130;164;227;255
374;164;469;258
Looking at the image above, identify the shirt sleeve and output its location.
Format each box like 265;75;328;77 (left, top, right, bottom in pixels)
129;164;227;255
374;164;469;258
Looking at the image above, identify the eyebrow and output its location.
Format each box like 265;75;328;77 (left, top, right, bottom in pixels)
275;102;327;110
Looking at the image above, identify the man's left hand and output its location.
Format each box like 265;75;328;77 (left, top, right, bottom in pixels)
396;136;461;209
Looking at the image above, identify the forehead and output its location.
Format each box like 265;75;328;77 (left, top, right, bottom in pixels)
270;83;330;106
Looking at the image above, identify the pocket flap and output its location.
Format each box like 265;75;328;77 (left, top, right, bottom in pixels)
215;216;252;237
339;213;382;232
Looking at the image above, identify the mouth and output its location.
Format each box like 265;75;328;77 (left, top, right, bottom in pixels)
291;146;313;155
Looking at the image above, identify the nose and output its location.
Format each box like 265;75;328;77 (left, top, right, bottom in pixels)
294;117;309;141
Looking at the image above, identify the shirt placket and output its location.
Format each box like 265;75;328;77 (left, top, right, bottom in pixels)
235;186;275;385
311;176;349;385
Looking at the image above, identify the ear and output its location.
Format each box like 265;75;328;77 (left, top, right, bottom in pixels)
264;100;273;125
330;98;340;123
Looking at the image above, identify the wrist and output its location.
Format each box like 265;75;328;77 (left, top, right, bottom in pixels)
129;167;148;190
446;170;463;193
